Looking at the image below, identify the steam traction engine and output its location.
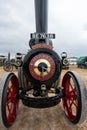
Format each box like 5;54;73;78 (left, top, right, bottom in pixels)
0;0;87;128
61;52;69;69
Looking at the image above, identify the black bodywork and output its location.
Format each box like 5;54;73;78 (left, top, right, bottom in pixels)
18;0;63;108
61;52;69;69
0;0;86;128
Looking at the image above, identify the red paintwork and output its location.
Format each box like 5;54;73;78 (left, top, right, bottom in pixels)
29;53;55;81
62;74;78;121
32;43;53;50
6;75;19;124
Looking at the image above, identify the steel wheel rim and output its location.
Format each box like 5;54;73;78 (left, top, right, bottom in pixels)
62;73;78;121
4;75;19;125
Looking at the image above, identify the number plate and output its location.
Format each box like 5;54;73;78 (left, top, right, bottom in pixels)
30;33;55;39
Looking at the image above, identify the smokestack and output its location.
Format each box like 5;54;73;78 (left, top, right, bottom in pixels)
34;0;48;33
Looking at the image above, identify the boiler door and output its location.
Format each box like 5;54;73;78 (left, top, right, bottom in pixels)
23;48;62;86
29;53;55;81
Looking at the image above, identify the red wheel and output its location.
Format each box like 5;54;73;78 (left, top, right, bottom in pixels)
0;72;19;128
62;71;87;124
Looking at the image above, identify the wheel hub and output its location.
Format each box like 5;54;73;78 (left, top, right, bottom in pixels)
38;62;47;72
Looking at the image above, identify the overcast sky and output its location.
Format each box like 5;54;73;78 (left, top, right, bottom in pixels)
0;0;87;58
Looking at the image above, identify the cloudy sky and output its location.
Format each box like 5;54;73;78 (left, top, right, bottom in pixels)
0;0;87;58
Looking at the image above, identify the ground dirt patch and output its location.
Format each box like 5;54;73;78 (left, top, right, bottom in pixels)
0;65;87;130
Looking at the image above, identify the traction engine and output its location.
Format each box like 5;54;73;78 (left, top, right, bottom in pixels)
0;0;87;128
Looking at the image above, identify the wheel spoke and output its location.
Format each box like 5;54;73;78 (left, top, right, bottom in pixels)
70;89;77;99
69;99;78;109
6;103;11;113
7;103;16;123
1;73;19;126
69;82;74;90
7;86;17;103
64;101;74;119
68;88;77;100
64;80;70;95
62;72;80;122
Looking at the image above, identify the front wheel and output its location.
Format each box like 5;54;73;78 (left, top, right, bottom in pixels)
62;71;87;124
0;72;19;128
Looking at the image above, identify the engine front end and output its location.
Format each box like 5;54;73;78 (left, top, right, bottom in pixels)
23;44;62;90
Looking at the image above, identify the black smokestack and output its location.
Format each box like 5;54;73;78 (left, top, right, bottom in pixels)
35;0;48;33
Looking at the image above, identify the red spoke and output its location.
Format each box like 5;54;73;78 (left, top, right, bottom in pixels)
69;99;77;108
69;88;77;99
65;103;73;118
5;74;19;125
6;103;11;113
62;73;79;121
69;83;73;89
64;99;77;119
7;91;15;102
6;98;11;105
70;88;76;94
7;102;17;122
65;81;70;93
8;86;12;93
